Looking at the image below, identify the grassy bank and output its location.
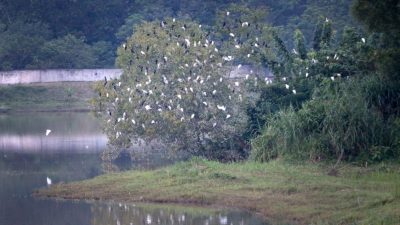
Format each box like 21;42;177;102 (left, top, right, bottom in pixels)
34;158;400;224
0;82;96;112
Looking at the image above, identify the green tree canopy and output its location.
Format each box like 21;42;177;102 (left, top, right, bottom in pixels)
0;20;51;70
94;18;265;159
31;34;96;69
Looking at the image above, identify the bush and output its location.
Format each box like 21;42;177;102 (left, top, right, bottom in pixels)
251;75;400;163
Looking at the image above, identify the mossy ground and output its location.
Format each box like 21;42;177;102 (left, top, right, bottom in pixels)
35;158;400;224
0;82;96;112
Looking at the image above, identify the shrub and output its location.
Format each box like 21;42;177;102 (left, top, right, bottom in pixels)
251;75;400;163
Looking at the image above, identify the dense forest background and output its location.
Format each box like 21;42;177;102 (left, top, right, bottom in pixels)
0;0;354;70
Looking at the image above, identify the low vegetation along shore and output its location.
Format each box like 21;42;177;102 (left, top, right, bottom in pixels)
0;82;95;112
35;158;400;224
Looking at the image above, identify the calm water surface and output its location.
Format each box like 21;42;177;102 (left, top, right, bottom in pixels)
0;112;267;225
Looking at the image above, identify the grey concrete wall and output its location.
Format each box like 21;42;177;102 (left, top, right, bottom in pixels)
0;69;122;85
0;66;273;85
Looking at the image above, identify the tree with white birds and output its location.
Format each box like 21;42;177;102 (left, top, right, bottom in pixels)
93;17;263;159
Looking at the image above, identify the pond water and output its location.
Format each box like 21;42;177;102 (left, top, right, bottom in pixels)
0;112;267;225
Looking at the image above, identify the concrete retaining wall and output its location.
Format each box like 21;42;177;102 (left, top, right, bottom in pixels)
0;66;273;85
0;69;122;85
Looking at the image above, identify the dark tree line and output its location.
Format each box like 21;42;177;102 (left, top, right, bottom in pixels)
0;0;354;70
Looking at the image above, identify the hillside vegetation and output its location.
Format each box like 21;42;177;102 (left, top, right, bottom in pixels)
0;0;354;70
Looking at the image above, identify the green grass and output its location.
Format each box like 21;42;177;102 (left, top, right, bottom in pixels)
34;158;400;224
0;82;95;112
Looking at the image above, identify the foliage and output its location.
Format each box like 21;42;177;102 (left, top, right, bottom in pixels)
93;18;262;160
0;0;356;70
352;0;400;37
352;0;400;79
31;34;96;69
94;3;299;160
251;75;400;163
0;20;51;70
249;12;400;163
244;19;371;141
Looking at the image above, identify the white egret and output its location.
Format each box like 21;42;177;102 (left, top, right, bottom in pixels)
45;129;51;136
184;38;190;47
217;105;226;111
46;177;52;186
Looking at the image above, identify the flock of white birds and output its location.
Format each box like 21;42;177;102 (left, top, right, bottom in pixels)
101;11;277;136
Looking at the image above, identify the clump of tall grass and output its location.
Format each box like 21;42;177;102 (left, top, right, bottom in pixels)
251;75;400;163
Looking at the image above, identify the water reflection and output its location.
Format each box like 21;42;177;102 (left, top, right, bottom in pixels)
90;202;266;225
0;112;267;225
0;112;107;153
